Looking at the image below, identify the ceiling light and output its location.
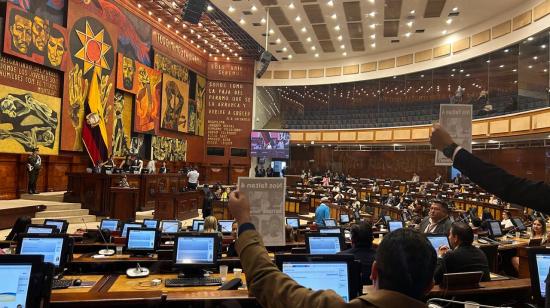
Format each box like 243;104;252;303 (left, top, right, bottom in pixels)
369;24;376;29
228;6;235;13
452;7;458;12
269;29;275;34
340;44;345;49
314;53;319;58
368;0;375;3
528;65;533;69
306;37;312;42
405;32;411;37
288;54;293;59
410;10;415;14
157;17;162;22
239;56;242;60
406;21;413;27
342;52;347;56
288;2;295;9
446;18;452;24
331;13;337;20
442;30;447;35
327;0;334;7
138;3;142;8
528;37;533;41
370;42;376;48
337;35;343;41
311;46;316;51
148;11;152;16
301;27;307;33
512;69;517;72
542;44;547;49
239;18;245;25
533;56;538;60
504;49;509;53
276;38;281;44
334;25;341;31
486;60;490;63
260;18;266;24
370;34;376;39
282;47;288;52
295;15;301;22
369;11;376;17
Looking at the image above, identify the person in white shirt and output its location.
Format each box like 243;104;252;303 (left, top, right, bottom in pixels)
500;210;514;229
412;173;420;183
488;195;499;205
187;167;200;190
146;160;156;174
133;155;143;174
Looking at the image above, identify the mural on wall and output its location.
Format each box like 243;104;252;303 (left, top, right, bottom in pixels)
132;65;162;135
195;75;206;136
0;84;60;155
112;90;132;157
4;2;69;71
130;132;151;159
151;136;187;162
154;52;189;83
160;73;188;133
8;0;66;25
115;53;162;96
188;99;196;135
74;0;152;66
61;2;118;151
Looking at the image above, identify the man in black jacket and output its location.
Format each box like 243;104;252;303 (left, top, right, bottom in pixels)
434;222;490;284
418;200;453;235
338;221;376;285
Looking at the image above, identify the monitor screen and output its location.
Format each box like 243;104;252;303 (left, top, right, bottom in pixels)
282;262;349;302
26;226;54;234
161;221;180;233
388;221;404;232
340;214;350;224
121;223;143;238
286;217;299;228
512;218;526;231
324;219;337;227
197;222;204;232
192;219;204;231
100;219;119;232
218;220;234;233
320;228;342;234
427;235;450;254
536;253;550;298
143;219;159;229
0;264;32;307
175;236;215;264
127;229;156;251
308;236;341;254
44;220;66;233
250;131;290;159
19;237;64;267
489;221;503;237
383;216;392;223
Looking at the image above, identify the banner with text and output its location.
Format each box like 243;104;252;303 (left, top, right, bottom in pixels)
238;177;286;246
435;104;472;166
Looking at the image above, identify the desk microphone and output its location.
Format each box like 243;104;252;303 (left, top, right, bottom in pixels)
126;262;150;278
97;228;115;256
80;217;89;233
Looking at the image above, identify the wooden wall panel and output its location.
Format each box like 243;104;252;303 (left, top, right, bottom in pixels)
415;49;432;63
357;131;374;141
393;129;411;140
322;132;339;141
360;62;377;73
308;69;324;78
492;21;511;38
378;58;396;70
343;65;359;75
260;71;273;79
326;67;342;77
375;130;392;141
510;116;531;132
290;132;304;141
305;132;322;141
489;119;510;134
534;0;550;20
291;70;307;79
472;30;491;46
452;37;470;53
339;131;356;141
473;122;489;136
0;155;19;199
396;54;413;67
532;111;550;129
411;128;430;140
433;44;451;58
513;10;532;31
273;70;290;79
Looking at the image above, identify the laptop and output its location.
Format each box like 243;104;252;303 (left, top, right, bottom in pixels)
305;233;344;255
427;234;451;254
528;247;550;306
387;220;404;232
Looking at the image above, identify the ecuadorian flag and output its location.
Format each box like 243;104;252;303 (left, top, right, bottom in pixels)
82;67;109;165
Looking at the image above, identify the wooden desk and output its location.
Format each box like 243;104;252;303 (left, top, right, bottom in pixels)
0;204;45;229
109;187;139;220
154;191;202;221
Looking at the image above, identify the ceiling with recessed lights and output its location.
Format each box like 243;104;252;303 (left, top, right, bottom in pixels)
209;0;525;61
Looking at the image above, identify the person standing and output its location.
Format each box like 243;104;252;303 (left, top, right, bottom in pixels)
27;147;41;194
202;184;214;217
187;166;200;190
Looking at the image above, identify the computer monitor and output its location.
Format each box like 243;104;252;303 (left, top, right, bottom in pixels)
319;228;342;235
512;218;527;232
143;219;159;229
44;219;68;234
191;219;204;231
121;222;143;238
17;234;70;270
487;220;503;237
388;220;404;232
275;254;360;302
339;214;350;224
126;228;158;255
197;222;204;232
161;220;181;233
286;217;300;228
528;247;550;305
100;219;120;232
25;224;56;235
323;218;337;227
305;233;344;254
218;220;235;234
0;254;54;308
173;233;218;274
383;215;392;224
427;234;451;254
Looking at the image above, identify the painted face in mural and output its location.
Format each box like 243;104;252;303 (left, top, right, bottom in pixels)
32;16;50;52
122;57;136;90
10;13;32;54
47;31;65;67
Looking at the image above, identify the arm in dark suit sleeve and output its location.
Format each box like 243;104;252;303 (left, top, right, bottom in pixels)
453;149;550;213
434;256;448;285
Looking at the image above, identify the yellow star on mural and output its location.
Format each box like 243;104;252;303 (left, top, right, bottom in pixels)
74;20;112;75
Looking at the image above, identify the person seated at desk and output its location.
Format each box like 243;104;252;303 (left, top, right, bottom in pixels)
384;193;397;207
6;216;31;241
130;155;143;173
227;221;239;257
334;192;345;203
145;159;156;174
332;183;341;193
229;190;437;308
203;216;219;233
321;175;330;187
285;224;297;243
315;197;331;226
418;200;452;235
434;222;490;285
501;210;514;229
119;154;133;172
159;161;167;174
488;195;499;205
412;173;420;183
434;173;442;184
512;217;547;272
100;154;116;170
339;221;376;285
221;187;231;202
346;187;357;196
300;192;309;203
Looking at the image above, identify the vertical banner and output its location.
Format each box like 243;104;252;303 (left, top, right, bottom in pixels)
435;104;473;166
237;177;286;246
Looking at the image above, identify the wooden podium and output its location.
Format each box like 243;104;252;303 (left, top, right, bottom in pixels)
108;187;140;221
154;190;202;221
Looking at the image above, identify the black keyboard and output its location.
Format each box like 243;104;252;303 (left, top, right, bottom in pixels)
165;277;222;287
52;279;73;289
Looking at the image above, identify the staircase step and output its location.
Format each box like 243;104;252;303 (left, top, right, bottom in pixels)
42;203;82;211
31;215;96;224
21;192;66;202
136;210;154;221
35;209;89;218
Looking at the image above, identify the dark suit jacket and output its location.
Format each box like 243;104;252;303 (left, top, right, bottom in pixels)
419;216;452;235
339;245;377;285
454;149;550;212
434;245;491;284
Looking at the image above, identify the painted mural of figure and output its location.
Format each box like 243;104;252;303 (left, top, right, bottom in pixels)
46;27;66;68
31;15;50;52
162;80;185;130
135;68;159;133
122;57;136;90
112;92;129;157
9;10;33;55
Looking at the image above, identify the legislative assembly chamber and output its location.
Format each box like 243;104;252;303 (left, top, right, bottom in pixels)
1;0;550;307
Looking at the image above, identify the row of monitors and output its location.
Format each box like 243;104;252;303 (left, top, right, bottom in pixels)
285;214;351;229
98;219;236;235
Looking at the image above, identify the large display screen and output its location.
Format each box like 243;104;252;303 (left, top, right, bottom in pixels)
250;131;290;159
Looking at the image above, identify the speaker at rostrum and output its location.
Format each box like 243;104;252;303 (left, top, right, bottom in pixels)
181;0;207;24
256;51;272;79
